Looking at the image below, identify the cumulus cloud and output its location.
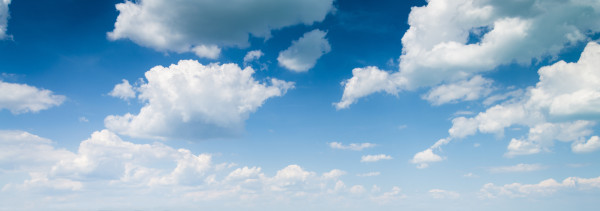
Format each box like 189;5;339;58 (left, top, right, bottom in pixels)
0;80;65;114
277;29;331;72
104;60;294;140
108;0;334;58
0;130;406;210
410;148;444;169
489;163;545;173
329;142;376;151
0;0;10;39
413;42;600;167
572;136;600;153
108;79;136;100
360;154;392;163
336;0;600;108
480;176;600;199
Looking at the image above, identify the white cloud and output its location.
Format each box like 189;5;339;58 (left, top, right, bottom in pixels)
0;130;74;171
2;129;413;210
489;163;545;173
0;0;10;39
329;142;376;151
423;75;493;106
410;148;444;169
108;79;136;100
480;176;600;199
335;66;403;109
336;0;600;109
357;172;380;177
360;154;392;163
322;169;346;180
429;189;460;199
104;60;294;140
108;0;334;58
572;136;600;153
243;50;264;65
417;41;600;164
0;80;65;114
277;29;331;72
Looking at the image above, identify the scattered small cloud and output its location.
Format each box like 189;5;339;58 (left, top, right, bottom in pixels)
329;142;376;151
361;154;392;163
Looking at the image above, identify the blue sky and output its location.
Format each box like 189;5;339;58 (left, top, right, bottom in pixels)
1;0;600;210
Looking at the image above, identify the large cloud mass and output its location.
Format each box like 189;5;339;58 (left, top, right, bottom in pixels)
412;41;600;168
336;0;600;108
104;60;294;140
0;80;65;114
108;0;335;58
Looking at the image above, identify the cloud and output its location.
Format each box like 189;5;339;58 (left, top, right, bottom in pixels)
489;163;546;173
0;130;406;210
429;189;460;199
335;66;403;109
572;136;600;153
423;75;493;106
357;172;380;177
0;80;65;114
243;50;264;65
0;0;10;39
108;0;334;58
329;142;376;151
108;79;136;100
414;41;600;166
480;176;600;199
410;148;444;169
104;60;294;140
277;29;331;72
336;0;600;108
360;154;392;163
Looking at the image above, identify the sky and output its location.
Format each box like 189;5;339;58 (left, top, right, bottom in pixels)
1;0;600;210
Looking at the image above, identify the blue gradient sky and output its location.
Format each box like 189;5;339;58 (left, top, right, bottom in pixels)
1;0;600;210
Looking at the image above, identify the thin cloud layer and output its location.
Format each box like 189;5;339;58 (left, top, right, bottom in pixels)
108;0;335;58
336;0;600;109
105;60;294;140
0;0;9;39
0;130;406;210
0;80;65;114
480;176;600;198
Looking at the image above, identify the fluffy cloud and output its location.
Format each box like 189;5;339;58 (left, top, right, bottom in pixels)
423;75;493;106
488;163;545;173
0;130;406;210
410;148;444;169
413;42;600;167
277;29;331;72
108;0;334;58
360;154;392;163
0;0;9;39
336;0;600;108
0;80;65;114
108;79;136;100
329;142;376;151
335;66;403;109
480;176;600;199
104;60;294;140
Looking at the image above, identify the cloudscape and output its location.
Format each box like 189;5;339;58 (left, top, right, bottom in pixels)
1;0;600;210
